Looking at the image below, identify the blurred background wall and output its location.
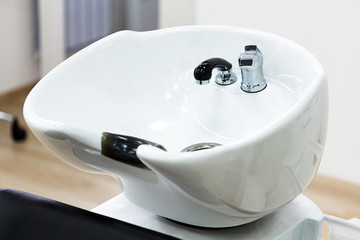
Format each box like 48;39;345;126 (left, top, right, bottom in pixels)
1;0;359;186
0;1;39;94
0;0;158;94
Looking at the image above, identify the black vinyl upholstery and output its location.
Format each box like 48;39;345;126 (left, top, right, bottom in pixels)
0;189;179;240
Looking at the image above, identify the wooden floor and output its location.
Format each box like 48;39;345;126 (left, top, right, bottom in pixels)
1;84;359;235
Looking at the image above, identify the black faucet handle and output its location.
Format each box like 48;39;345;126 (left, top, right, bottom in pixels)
245;45;258;52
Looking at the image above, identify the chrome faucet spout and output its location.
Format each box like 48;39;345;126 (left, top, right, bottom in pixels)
239;45;267;93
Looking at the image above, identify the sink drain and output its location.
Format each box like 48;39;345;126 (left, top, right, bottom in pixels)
181;142;221;152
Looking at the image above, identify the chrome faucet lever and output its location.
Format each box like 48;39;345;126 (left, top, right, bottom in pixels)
238;45;267;93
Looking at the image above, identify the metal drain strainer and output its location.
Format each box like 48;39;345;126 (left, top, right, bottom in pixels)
181;142;221;152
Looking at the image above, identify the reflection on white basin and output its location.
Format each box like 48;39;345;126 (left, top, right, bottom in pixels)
24;26;328;227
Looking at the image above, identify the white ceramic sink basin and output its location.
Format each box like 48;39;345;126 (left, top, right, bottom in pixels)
24;26;328;227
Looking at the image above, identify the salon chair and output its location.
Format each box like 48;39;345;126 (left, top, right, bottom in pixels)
0;189;178;240
0;111;26;141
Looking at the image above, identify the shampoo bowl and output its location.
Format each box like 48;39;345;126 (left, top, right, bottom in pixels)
24;26;328;227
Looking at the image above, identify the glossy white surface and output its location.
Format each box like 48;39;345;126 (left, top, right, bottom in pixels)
24;26;328;227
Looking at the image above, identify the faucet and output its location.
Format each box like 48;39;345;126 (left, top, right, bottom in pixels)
193;58;237;85
194;45;267;93
238;45;267;93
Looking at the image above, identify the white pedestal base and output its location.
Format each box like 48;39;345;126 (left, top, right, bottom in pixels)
93;194;323;239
